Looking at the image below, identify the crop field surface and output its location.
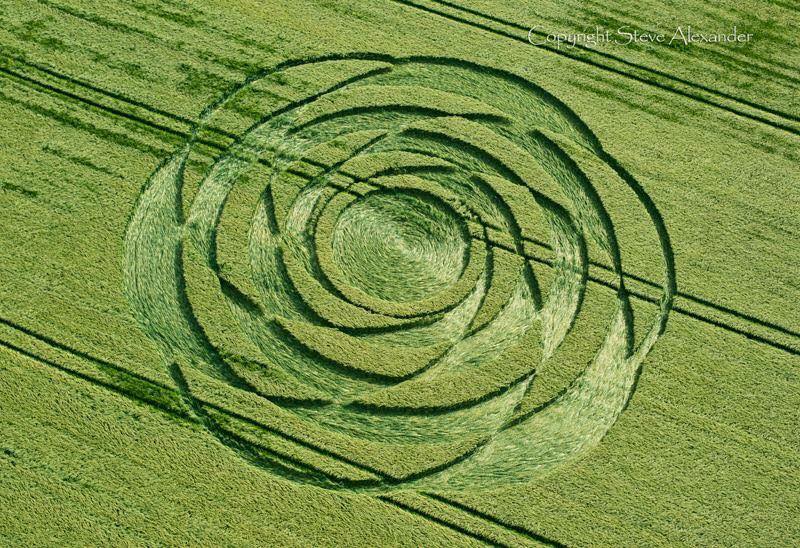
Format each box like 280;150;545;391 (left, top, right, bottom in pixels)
0;0;798;546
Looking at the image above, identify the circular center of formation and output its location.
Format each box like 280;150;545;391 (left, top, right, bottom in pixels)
330;191;467;303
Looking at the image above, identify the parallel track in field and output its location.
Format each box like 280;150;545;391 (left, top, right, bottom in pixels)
388;0;800;136
2;57;797;355
0;316;563;547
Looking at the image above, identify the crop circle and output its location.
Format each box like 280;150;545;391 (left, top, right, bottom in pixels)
124;53;675;492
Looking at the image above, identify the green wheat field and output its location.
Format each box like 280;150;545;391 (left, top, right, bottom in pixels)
1;0;798;545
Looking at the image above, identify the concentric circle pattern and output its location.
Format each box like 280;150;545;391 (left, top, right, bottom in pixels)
124;54;675;492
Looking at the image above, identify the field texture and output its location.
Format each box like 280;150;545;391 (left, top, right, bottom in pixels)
1;0;798;545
